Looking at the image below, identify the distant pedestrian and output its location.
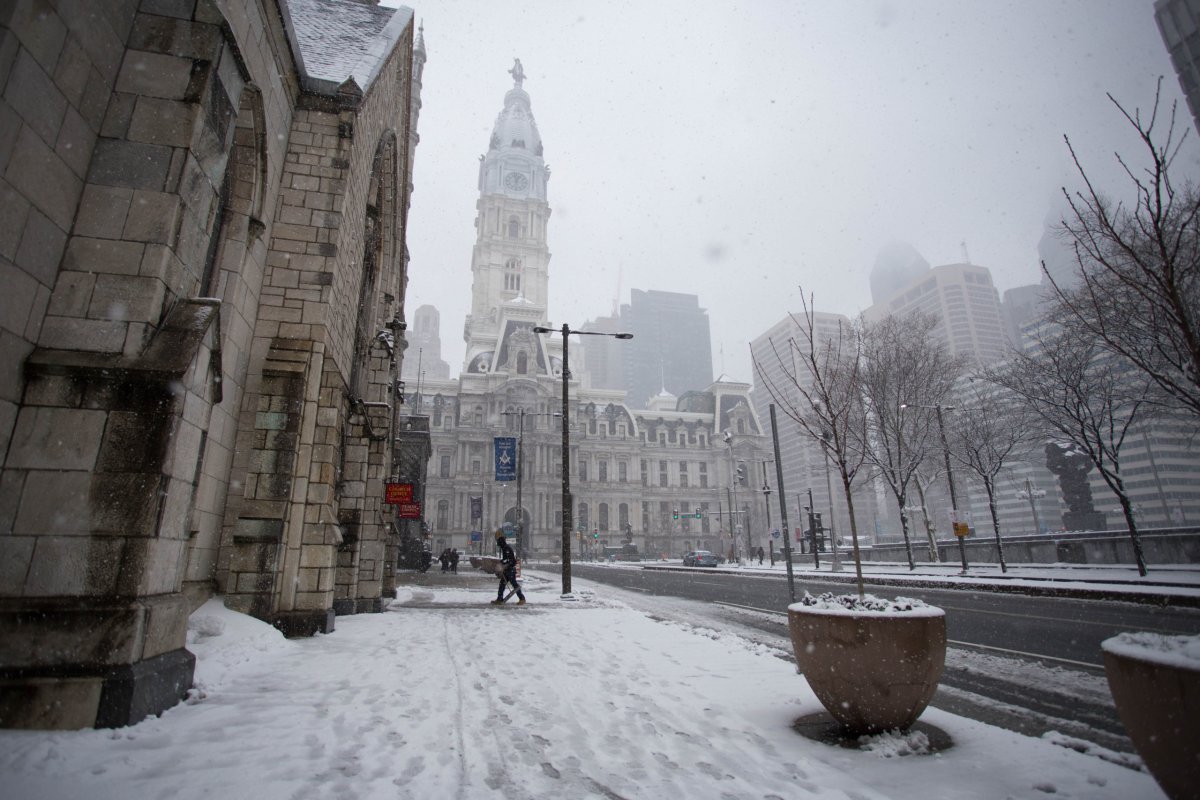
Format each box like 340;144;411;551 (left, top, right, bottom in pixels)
439;548;450;572
756;546;764;565
450;548;459;574
491;530;526;605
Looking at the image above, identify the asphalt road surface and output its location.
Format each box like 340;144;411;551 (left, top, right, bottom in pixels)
550;562;1200;754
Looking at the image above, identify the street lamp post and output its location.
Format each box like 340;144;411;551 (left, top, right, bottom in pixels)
901;403;966;572
533;324;631;596
1017;477;1046;535
502;408;561;563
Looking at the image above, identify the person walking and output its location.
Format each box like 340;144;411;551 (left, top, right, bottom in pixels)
491;529;525;605
439;548;450;572
756;546;764;565
449;548;459;574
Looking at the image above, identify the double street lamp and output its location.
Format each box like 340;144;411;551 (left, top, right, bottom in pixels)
532;323;632;596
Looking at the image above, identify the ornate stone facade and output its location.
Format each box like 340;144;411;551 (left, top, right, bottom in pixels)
413;66;771;562
0;0;425;728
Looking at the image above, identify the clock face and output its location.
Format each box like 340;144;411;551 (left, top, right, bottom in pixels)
504;172;528;192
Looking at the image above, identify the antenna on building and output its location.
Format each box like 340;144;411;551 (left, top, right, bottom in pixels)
960;240;971;265
612;264;623;317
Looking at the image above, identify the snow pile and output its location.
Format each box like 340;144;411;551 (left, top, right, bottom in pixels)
789;591;944;616
1101;631;1200;671
858;728;933;757
186;597;295;694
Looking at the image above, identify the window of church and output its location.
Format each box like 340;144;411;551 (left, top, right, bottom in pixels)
619;503;630;530
440;454;451;478
618;462;628;483
471;460;480;474
437;500;449;531
699;462;708;488
599;503;609;531
579;460;588;481
701;503;711;533
640;460;648;486
599;461;608;482
508;217;519;238
658;460;668;487
642;502;651;531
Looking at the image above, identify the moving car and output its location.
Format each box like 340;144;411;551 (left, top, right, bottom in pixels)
682;550;719;567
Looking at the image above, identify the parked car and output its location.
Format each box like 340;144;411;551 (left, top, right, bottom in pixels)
683;550;718;567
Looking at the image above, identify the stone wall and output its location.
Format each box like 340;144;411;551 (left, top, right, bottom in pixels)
0;0;421;729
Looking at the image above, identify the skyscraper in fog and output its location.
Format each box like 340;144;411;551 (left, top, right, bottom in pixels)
1156;0;1200;134
864;262;1009;366
619;289;714;408
401;304;450;382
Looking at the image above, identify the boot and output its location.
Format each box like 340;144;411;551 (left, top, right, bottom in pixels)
517;596;526;605
491;598;506;605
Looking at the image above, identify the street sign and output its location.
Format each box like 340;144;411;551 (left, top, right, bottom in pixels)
771;529;781;539
470;530;483;542
384;482;413;504
950;509;972;537
398;501;421;519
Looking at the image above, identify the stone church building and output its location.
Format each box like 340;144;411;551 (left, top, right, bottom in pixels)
412;65;773;565
0;0;426;729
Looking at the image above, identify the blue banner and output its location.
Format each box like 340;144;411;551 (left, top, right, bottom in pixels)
494;437;517;481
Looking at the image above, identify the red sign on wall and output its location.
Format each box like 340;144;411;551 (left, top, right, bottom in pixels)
385;483;414;505
398;502;422;519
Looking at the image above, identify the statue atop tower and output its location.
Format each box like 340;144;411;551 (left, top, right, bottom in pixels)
509;58;525;88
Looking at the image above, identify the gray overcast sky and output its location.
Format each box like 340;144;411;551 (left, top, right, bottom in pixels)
389;0;1196;383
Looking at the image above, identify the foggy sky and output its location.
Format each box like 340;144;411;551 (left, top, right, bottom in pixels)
389;0;1196;384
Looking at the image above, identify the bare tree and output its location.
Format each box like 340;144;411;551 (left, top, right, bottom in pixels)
857;312;965;570
947;382;1034;573
912;460;946;562
1048;79;1200;418
753;292;869;596
983;326;1155;575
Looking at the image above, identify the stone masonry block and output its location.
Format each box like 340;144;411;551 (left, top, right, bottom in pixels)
6;124;82;230
73;183;133;240
9;0;68;76
6;406;105;470
24;535;121;597
89;273;166;324
115;49;194;101
13;468;92;536
53;35;92;108
127;95;197;148
0;262;41;339
5;47;67;147
0;178;31;262
55;104;97;180
15;206;68;288
122;189;182;245
64;235;145;276
87;138;172;190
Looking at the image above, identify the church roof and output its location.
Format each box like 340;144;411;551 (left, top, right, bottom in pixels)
283;0;414;95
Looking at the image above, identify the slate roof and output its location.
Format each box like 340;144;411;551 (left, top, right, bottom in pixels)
283;0;413;93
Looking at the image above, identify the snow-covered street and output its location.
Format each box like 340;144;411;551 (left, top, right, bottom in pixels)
0;570;1166;800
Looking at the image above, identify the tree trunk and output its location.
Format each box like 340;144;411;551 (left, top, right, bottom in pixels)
915;479;939;562
985;479;1006;573
894;488;916;570
1117;492;1148;577
842;468;864;598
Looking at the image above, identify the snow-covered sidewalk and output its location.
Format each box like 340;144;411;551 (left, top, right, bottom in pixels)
0;572;1164;800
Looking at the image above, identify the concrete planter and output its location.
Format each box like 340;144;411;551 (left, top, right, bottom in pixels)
788;601;946;734
468;556;505;576
1102;633;1200;800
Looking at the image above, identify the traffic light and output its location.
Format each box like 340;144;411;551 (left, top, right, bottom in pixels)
672;508;679;520
735;463;746;485
593;530;599;539
695;507;701;515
